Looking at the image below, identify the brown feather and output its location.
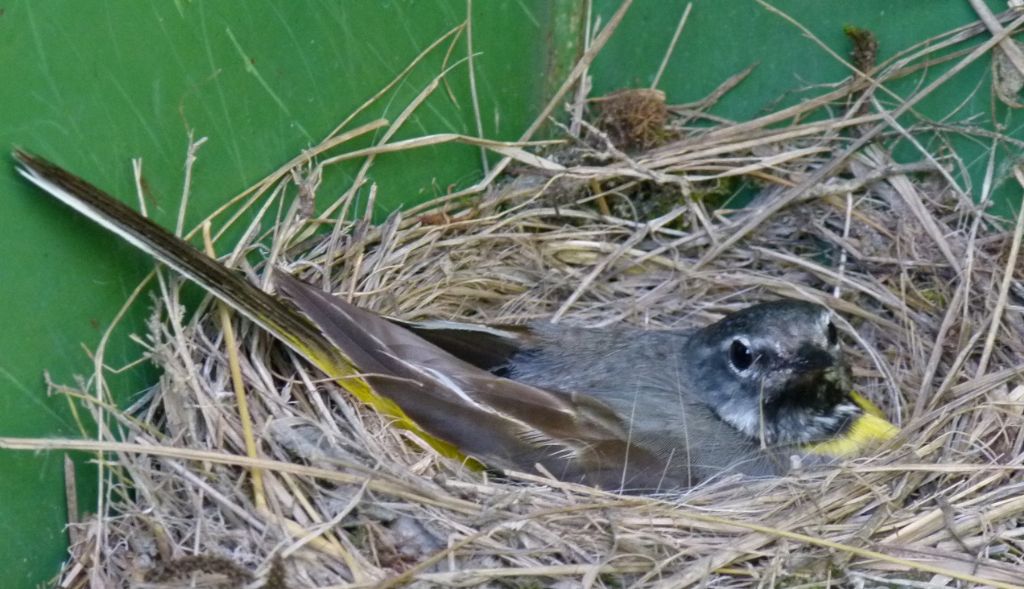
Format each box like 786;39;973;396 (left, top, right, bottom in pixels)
393;319;534;372
273;270;671;489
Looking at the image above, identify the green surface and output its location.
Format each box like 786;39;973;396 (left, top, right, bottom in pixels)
1;1;1021;586
0;2;574;585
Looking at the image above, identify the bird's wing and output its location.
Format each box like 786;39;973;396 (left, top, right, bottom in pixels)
274;271;670;489
389;318;533;373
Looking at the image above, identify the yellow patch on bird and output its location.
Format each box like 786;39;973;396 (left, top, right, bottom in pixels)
849;389;888;419
292;338;474;463
804;391;899;458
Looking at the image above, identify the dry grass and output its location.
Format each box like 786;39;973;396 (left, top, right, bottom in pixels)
9;5;1024;588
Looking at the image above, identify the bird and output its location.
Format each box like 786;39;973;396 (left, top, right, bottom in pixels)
13;149;898;492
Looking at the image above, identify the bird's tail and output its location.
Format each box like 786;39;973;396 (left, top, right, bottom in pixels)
12;149;463;458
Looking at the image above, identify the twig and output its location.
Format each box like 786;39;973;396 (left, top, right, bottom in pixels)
651;3;692;90
465;1;489;175
976;167;1024;375
176;133;207;237
968;0;1024;78
202;223;266;511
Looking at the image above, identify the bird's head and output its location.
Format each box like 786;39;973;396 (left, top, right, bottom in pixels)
687;300;862;446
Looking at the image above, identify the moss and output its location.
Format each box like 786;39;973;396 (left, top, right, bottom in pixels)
592;88;677;152
603;176;741;230
843;25;879;73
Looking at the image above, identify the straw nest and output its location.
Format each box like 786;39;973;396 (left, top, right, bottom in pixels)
41;9;1024;589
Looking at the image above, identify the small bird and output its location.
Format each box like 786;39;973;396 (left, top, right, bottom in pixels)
14;150;897;492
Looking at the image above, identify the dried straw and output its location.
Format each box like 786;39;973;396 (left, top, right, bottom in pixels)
9;6;1024;588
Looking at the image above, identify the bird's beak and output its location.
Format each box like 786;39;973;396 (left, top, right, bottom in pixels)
766;345;841;402
790;344;836;372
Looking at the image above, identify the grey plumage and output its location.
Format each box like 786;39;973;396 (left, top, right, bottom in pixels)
495;323;787;486
279;270;861;491
424;302;854;488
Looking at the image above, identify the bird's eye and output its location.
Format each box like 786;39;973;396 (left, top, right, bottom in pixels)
729;339;753;371
827;321;838;347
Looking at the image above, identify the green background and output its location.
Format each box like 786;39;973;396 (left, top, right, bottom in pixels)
1;1;1019;586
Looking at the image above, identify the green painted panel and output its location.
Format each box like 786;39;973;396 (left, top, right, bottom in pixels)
0;1;576;586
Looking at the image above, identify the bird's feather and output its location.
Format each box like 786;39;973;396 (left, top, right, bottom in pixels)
275;271;671;488
392;319;532;373
12;149;463;460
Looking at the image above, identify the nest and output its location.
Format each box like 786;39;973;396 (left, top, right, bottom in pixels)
27;8;1024;589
